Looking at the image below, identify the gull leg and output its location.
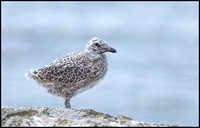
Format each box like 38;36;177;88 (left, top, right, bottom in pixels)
65;98;71;108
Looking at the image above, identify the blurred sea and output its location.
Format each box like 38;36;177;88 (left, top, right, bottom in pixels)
1;2;199;126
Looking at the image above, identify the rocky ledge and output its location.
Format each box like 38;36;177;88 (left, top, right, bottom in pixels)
1;105;176;127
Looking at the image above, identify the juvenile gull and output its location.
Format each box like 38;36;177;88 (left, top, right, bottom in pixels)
25;37;117;108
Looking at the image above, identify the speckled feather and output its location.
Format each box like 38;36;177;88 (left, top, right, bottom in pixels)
26;37;116;99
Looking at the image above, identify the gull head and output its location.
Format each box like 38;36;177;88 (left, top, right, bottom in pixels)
86;37;117;54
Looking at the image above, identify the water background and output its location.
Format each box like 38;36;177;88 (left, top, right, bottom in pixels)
1;2;199;126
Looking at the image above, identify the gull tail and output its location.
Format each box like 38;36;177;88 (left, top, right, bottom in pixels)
25;69;38;80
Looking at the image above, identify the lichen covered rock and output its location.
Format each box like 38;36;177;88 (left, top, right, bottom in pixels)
1;106;176;127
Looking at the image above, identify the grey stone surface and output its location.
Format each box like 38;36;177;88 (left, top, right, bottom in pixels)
1;105;177;127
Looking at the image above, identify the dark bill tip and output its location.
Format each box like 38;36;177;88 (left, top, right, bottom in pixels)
109;47;117;53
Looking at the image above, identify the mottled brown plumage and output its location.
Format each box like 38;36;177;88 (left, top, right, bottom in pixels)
26;37;116;108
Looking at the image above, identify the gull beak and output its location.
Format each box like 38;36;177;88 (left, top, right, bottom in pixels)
108;47;117;53
99;45;117;54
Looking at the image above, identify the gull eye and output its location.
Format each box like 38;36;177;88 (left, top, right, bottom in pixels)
95;43;100;47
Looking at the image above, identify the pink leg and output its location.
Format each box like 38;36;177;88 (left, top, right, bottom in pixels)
65;98;71;108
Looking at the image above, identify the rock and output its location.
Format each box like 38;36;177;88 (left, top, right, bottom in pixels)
1;105;176;127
